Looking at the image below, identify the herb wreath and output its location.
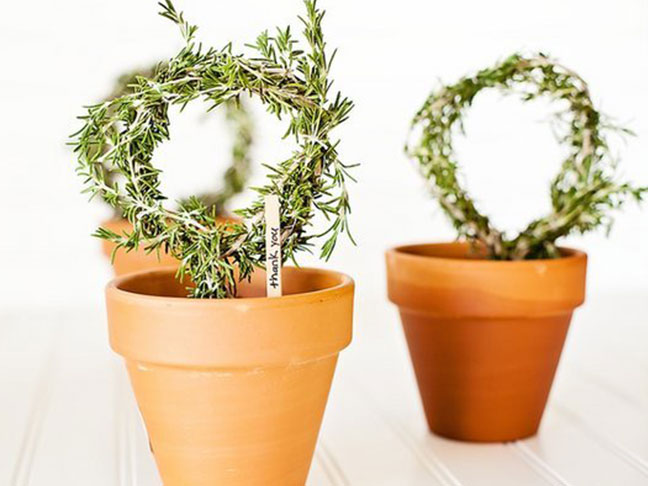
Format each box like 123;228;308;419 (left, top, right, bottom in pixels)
406;53;645;260
72;0;355;298
99;65;254;219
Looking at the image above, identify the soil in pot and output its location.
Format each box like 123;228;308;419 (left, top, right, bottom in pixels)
386;242;587;442
106;266;354;486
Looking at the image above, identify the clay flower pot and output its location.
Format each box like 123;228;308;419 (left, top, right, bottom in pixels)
386;242;587;442
101;217;237;276
101;219;177;276
106;266;354;485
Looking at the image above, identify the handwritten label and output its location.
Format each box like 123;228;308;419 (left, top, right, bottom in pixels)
265;195;282;297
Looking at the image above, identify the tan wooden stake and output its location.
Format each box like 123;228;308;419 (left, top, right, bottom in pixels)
264;195;282;297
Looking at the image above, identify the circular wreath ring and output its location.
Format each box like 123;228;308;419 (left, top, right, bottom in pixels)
407;53;644;260
72;0;354;298
99;64;253;218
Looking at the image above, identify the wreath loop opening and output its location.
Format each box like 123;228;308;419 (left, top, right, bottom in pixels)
98;65;254;219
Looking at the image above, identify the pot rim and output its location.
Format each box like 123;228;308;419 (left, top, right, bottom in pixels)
385;241;587;317
106;266;354;367
107;265;354;308
387;241;587;265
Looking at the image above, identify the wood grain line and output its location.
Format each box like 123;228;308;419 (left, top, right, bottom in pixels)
115;363;138;486
317;440;351;486
385;417;464;486
570;364;647;411
126;388;139;486
509;442;573;486
346;377;462;486
554;403;648;477
10;330;59;486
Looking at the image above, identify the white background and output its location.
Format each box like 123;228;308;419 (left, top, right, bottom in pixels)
0;0;646;310
1;3;647;485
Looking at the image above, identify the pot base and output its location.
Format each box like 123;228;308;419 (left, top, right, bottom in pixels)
127;356;338;486
401;311;572;443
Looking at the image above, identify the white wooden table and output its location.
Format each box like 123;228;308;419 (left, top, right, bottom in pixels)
2;293;647;485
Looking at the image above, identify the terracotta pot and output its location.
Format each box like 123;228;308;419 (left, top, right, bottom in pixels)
101;217;237;276
386;242;587;442
106;266;354;485
100;219;176;276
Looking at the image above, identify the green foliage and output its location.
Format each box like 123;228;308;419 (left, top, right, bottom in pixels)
71;0;355;298
406;53;646;260
98;65;254;218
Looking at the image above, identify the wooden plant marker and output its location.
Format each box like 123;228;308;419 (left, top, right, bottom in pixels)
264;195;282;297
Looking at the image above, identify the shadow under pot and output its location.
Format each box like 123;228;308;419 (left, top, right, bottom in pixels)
106;266;354;486
385;242;587;442
100;217;237;276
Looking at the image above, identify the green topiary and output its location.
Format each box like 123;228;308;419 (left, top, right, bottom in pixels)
72;0;355;298
406;53;646;260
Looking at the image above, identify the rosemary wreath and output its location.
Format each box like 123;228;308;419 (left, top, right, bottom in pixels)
406;53;645;260
72;0;355;298
99;65;253;218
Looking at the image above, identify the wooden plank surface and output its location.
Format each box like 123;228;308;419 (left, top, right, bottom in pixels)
1;293;646;485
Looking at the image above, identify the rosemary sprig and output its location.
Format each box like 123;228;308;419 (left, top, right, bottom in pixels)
96;65;253;218
406;53;646;260
71;0;355;298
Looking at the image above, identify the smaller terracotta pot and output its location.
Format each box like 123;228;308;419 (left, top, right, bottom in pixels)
101;217;237;276
101;219;176;276
386;242;587;442
106;266;354;486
